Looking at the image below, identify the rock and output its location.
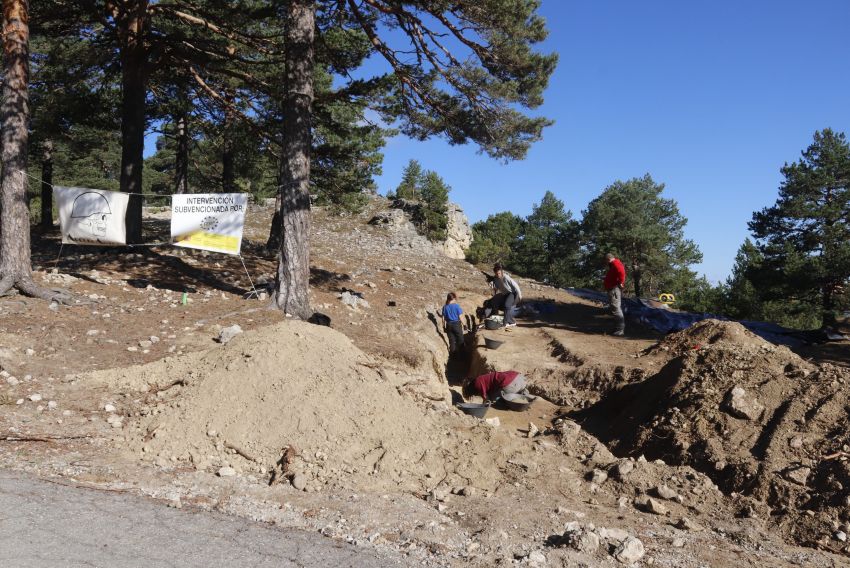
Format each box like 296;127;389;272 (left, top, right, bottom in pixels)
6;376;19;386
47;401;58;410
217;466;237;477
784;465;811;486
25;348;35;357
835;531;848;543
528;422;539;438
589;469;609;485
484;417;500;428
430;486;451;502
291;473;308;491
86;329;100;336
654;485;678;500
635;495;668;515
104;403;116;412
612;459;635;480
597;527;630;543
139;340;153;349
149;336;160;344
723;385;764;421
676;517;701;532
28;393;42;402
526;550;546;566
564;526;600;553
614;536;645;564
217;324;243;344
789;436;804;449
461;486;476;497
339;291;370;310
439;202;473;259
672;538;685;548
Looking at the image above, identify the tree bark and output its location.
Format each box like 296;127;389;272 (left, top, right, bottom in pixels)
272;0;314;318
632;266;642;299
175;112;189;193
0;0;65;302
222;88;235;192
40;138;53;230
0;0;32;292
267;191;282;250
118;0;148;243
822;283;837;328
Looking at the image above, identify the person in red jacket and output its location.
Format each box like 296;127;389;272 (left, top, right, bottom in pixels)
603;253;626;336
463;370;528;402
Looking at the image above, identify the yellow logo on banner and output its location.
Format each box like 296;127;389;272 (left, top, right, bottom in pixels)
175;231;240;254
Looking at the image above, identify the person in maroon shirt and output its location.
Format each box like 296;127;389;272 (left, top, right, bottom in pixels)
603;253;626;336
463;370;528;402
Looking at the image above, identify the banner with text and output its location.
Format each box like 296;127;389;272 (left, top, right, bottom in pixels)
55;186;129;246
171;193;248;255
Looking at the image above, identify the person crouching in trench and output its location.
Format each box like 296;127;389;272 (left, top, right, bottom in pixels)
463;370;529;403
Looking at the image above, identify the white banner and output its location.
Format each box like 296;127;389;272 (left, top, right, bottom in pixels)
55;186;129;246
171;193;247;255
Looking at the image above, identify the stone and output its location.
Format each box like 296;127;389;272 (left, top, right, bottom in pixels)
217;466;237;477
564;526;599;553
635;495;667;515
612;459;635;479
672;538;685;548
47;401;58;410
339;291;370;310
217;324;243;344
528;422;539;438
597;527;630;542
104;404;116;412
789;436;804;449
86;330;100;336
484;417;500;428
291;474;308;491
835;531;848;542
526;550;546;566
654;485;678;500
25;348;35;357
28;393;42;402
784;465;811;486
461;486;476;498
6;376;19;386
723;386;764;421
614;536;645;564
439;202;473;259
676;517;701;532
139;340;153;349
589;469;609;485
149;336;160;344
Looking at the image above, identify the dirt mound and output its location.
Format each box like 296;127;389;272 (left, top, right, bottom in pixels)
643;319;782;358
577;320;850;551
87;321;508;494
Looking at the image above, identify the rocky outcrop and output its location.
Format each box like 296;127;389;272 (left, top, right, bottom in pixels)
440;202;473;260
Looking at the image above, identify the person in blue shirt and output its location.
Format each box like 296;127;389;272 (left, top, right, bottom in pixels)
441;292;465;354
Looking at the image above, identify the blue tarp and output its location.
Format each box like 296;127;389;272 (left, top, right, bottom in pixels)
563;288;814;347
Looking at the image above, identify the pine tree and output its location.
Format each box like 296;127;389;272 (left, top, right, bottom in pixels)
580;175;702;298
512;191;579;286
394;159;423;201
749;129;850;328
419;170;450;241
466;212;524;266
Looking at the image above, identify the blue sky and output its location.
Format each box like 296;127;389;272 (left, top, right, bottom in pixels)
368;1;850;282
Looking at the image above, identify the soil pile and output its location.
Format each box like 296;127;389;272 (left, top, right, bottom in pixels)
578;320;850;550
88;320;508;493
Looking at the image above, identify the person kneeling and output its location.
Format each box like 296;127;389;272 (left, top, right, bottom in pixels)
463;370;529;403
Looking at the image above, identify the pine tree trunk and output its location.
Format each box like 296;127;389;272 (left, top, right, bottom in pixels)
222;89;235;192
118;0;148;243
272;0;314;318
0;0;32;293
632;266;642;299
175;112;189;193
40;138;53;230
822;284;837;328
267;191;282;250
